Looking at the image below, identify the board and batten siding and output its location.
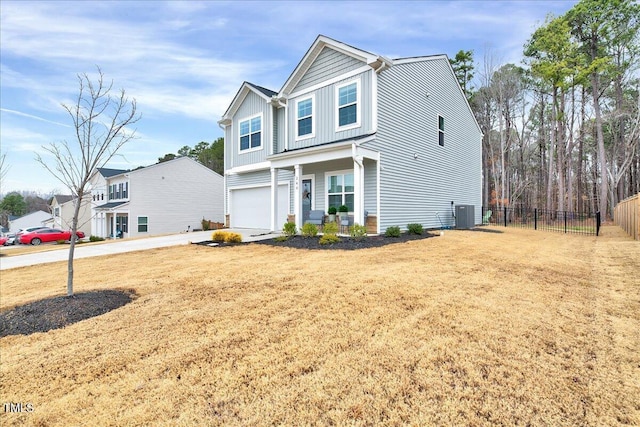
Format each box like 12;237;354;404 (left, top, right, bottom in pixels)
288;71;373;151
370;57;482;231
229;91;272;168
128;157;224;237
293;47;364;93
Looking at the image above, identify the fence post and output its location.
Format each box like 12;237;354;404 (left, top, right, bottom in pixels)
596;211;601;236
504;207;507;227
534;208;537;230
564;211;567;233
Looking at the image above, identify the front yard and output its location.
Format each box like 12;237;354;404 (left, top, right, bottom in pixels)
0;226;638;426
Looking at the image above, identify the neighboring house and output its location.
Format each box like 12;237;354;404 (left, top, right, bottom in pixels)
8;210;52;233
44;194;92;236
89;156;224;238
218;35;483;233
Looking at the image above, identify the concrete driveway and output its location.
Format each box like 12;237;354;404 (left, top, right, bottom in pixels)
0;229;277;270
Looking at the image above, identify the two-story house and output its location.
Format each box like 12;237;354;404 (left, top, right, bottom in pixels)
46;194;92;236
218;35;482;233
89;156;224;238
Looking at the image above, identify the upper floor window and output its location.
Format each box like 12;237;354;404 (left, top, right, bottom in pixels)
438;115;445;147
239;114;262;152
296;96;314;140
123;182;128;199
336;80;360;131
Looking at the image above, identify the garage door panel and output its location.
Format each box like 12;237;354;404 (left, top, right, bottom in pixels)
230;185;288;229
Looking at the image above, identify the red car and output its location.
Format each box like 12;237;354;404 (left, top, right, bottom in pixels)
0;236;7;246
18;228;85;245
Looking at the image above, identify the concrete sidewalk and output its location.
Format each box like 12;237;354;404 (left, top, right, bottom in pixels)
0;229;277;270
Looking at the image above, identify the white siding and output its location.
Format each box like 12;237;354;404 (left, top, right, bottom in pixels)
230;92;271;168
371;58;482;231
127;157;224;237
288;71;374;150
293;47;364;93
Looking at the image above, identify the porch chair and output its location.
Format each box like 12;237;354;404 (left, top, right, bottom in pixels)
306;210;325;230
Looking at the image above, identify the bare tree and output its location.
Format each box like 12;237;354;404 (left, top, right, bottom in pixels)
36;67;140;296
0;151;8;183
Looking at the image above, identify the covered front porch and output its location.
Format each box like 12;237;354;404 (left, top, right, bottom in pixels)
268;139;380;234
94;201;129;239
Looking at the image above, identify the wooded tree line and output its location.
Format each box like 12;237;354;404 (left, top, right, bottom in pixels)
453;0;640;218
158;137;224;176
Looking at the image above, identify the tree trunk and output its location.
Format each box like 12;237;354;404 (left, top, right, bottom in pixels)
591;72;608;218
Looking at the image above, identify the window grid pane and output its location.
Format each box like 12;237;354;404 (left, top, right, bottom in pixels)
339;84;357;106
240;135;250;150
339;104;357;126
250;133;261;148
298;117;312;136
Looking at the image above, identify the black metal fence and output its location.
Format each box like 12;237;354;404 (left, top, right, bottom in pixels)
482;206;601;236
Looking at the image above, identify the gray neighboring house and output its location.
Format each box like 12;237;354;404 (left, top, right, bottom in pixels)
218;35;483;233
89;156;224;238
8;210;52;233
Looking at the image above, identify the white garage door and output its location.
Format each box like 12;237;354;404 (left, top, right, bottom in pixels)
230;185;289;229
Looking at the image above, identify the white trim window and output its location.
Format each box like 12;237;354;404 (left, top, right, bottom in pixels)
326;170;354;212
296;95;315;140
335;79;361;131
239;114;262;152
137;216;148;233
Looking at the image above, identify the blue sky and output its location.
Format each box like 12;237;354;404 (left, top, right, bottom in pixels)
0;0;578;194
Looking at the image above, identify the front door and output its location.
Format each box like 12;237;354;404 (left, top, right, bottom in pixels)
302;178;312;223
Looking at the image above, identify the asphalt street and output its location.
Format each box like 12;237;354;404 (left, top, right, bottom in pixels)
0;229;276;270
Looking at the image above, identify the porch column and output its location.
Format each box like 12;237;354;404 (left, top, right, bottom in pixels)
294;164;302;230
111;214;116;238
353;155;364;226
270;167;278;231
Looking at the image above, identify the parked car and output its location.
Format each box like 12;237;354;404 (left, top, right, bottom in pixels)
15;226;49;244
0;236;7;246
4;233;17;245
18;228;86;245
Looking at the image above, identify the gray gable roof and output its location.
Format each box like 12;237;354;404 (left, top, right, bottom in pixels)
98;167;128;178
246;82;277;98
54;195;74;204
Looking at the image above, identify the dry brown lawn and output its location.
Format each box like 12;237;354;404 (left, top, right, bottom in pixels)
1;226;638;426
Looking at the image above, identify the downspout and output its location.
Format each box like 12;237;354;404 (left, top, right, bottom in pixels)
218;121;229;226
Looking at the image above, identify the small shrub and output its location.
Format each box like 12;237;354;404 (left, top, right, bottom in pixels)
323;221;339;234
274;235;289;242
338;205;349;213
223;232;242;243
211;230;227;242
201;218;210;231
283;222;297;236
407;223;423;235
89;235;105;242
350;223;367;239
319;234;341;245
211;230;243;243
301;222;318;237
328;206;337;215
385;226;401;238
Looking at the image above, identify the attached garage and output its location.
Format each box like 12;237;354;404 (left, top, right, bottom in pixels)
229;184;289;229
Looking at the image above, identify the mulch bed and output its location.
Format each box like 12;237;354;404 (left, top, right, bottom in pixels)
195;231;437;250
0;289;137;337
